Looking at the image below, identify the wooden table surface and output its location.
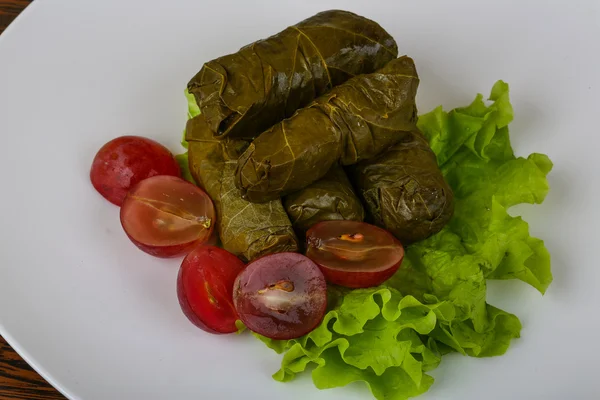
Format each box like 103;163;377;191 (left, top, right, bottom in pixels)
1;4;66;399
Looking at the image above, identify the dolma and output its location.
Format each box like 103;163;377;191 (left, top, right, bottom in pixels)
284;165;365;235
235;56;419;203
348;130;454;243
188;10;398;139
186;116;299;261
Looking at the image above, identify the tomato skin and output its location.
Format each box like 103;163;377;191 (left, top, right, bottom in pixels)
120;175;215;258
306;221;404;289
177;246;246;334
318;260;401;288
90;136;180;206
124;237;198;259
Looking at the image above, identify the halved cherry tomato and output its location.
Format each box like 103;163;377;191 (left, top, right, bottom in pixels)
120;175;215;258
177;246;246;334
306;221;404;288
90;136;180;206
233;252;327;340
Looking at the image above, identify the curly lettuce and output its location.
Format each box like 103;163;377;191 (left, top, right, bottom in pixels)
252;81;552;399
253;287;450;399
177;89;201;183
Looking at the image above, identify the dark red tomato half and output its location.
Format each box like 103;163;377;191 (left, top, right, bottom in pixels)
90;136;180;206
177;245;246;334
306;221;404;288
233;252;327;340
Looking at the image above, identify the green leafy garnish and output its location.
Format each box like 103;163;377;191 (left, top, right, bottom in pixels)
180;89;201;150
176;89;201;181
175;152;195;185
252;81;552;399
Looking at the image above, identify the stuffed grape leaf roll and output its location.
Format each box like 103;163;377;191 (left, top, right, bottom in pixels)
187;10;398;139
348;130;454;243
235;56;419;203
186;116;299;261
284;165;364;235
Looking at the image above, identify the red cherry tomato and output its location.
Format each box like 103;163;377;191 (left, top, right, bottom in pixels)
90;136;180;206
177;246;246;334
120;175;215;258
233;253;327;340
306;221;404;288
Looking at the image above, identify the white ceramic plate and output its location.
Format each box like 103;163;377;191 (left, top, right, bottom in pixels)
0;0;598;399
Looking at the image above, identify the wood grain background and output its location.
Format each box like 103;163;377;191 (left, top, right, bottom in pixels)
0;0;31;33
0;339;64;399
1;3;66;398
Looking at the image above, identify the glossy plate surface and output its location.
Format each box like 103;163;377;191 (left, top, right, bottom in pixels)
0;0;598;399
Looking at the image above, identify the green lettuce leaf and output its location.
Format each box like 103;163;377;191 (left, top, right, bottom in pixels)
180;89;201;149
175;152;196;184
417;81;552;295
255;287;450;400
176;89;201;181
251;81;552;399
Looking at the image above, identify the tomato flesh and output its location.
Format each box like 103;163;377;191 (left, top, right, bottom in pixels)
177;245;246;334
233;253;327;340
120;175;215;258
90;136;180;206
306;221;404;288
